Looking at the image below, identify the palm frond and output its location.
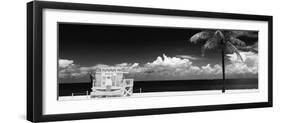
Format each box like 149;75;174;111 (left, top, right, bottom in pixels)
225;41;243;62
189;31;213;43
251;42;258;52
238;42;258;53
229;37;246;47
201;36;220;56
230;31;258;38
238;46;258;53
224;55;231;63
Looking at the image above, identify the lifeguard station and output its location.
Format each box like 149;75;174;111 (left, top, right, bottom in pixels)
90;67;134;98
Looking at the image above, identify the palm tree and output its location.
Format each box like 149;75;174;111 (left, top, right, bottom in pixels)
189;30;256;93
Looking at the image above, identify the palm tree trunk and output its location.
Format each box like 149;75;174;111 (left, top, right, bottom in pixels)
221;44;226;93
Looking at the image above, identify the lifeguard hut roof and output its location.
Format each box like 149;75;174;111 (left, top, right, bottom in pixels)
95;67;128;74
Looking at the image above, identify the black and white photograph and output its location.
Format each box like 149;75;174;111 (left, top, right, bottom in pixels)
25;1;273;122
58;23;259;100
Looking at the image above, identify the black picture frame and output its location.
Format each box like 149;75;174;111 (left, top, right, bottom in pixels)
27;1;273;122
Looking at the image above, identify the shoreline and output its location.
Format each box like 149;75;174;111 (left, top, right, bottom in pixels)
58;89;259;101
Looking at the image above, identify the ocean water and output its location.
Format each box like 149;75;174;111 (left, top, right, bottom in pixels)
58;79;258;96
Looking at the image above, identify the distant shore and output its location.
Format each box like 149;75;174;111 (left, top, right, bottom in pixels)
58;89;259;101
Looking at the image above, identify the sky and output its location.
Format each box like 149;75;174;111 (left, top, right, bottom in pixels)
58;23;258;83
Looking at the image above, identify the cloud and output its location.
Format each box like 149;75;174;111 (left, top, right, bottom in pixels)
147;54;192;67
225;51;258;78
58;59;87;80
59;59;74;68
58;52;258;82
139;55;222;80
107;54;222;80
